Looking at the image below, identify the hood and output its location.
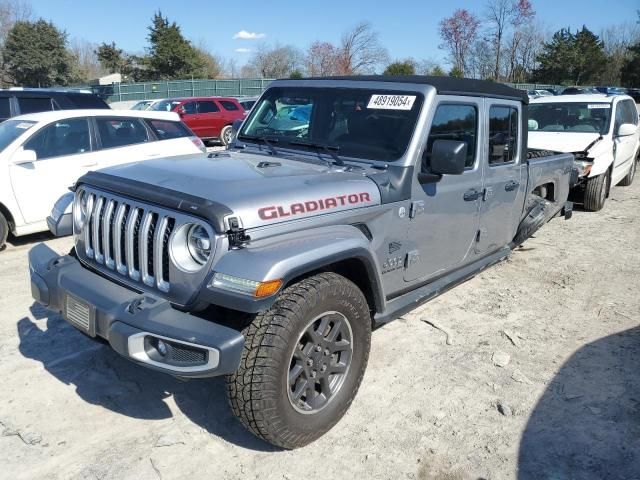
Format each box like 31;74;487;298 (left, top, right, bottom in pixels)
92;150;381;230
528;131;609;154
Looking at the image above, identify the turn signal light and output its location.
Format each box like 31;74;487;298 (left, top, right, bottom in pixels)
210;273;283;298
255;279;283;298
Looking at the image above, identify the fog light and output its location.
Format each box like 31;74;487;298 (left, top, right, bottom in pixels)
157;339;168;356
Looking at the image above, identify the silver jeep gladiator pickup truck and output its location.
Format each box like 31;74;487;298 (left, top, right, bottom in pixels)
29;76;574;449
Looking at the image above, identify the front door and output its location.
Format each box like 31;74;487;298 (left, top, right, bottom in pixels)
475;101;525;253
9;117;94;224
179;101;199;136
612;99;639;182
404;98;484;282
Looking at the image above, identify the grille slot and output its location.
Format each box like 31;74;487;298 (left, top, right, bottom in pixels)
82;191;175;293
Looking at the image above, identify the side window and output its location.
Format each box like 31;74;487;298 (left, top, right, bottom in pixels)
24;118;91;159
0;97;10;120
96;117;149;149
182;102;197;115
18;97;54;114
614;102;626;132
489;106;518;165
425;104;477;169
197;101;219;113
146;119;191;140
219;100;239;111
624;100;638;126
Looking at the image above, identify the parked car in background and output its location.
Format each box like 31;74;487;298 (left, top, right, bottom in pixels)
150;96;246;145
527;89;554;99
595;86;627;95
528;94;639;211
560;87;601;95
0;109;206;249
237;96;259;111
0;88;109;122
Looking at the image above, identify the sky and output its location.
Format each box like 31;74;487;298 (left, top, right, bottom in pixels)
27;0;640;67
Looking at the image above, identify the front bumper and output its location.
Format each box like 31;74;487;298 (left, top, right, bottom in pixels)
28;243;244;378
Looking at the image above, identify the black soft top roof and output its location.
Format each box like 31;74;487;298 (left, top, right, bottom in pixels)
297;75;528;104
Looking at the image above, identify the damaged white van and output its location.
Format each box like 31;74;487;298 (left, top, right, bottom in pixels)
528;94;639;211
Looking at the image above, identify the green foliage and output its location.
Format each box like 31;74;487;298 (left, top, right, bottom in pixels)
145;11;203;79
620;42;640;87
383;60;416;75
289;69;303;79
96;42;124;74
430;65;446;76
533;26;606;85
3;19;74;86
448;66;463;77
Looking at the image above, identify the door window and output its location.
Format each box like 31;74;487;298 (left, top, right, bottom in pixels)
489;106;518;165
197;101;219;113
146;119;192;140
0;97;10;120
622;100;638;126
424;104;478;169
96;117;149;149
219;100;239;111
24;118;91;159
182;102;197;114
18;97;54;114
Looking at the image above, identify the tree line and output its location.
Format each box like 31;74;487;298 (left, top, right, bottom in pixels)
0;0;638;88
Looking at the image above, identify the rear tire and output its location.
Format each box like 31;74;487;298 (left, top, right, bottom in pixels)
583;171;609;212
0;212;8;251
618;157;636;187
220;125;233;146
226;272;371;449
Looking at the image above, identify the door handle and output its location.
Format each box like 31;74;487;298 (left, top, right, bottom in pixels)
463;189;481;201
505;180;520;192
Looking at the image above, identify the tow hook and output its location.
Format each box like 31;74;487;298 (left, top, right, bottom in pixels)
227;217;250;249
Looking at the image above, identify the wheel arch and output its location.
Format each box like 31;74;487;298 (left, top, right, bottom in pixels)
0;201;15;232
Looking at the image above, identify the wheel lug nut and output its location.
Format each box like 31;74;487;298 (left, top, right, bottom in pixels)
315;345;322;352
307;359;313;366
321;365;327;372
311;371;317;378
324;349;330;356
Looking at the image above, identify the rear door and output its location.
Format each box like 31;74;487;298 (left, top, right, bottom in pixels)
196;100;223;138
404;98;484;282
9;117;94;224
145;118;202;155
475;101;525;254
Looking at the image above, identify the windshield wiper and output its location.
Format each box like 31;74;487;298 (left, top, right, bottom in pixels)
239;135;279;155
288;140;345;166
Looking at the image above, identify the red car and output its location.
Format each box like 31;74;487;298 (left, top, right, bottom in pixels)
151;97;246;145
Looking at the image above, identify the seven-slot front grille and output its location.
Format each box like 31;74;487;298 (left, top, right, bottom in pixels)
80;190;175;293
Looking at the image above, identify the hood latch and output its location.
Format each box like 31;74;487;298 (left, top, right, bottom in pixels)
227;217;251;249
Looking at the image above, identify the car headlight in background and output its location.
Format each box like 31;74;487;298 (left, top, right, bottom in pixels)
170;222;214;272
187;224;211;265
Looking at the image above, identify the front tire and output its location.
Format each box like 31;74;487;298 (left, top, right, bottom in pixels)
583;170;609;212
0;211;8;251
226;272;371;449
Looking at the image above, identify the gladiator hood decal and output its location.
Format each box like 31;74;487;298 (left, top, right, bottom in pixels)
86;152;382;230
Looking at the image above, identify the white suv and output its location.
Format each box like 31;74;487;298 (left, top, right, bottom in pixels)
0;109;206;249
528;94;639;211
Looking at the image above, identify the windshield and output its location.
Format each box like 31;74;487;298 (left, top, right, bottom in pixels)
0;119;36;151
239;87;424;162
529;102;612;134
150;100;181;112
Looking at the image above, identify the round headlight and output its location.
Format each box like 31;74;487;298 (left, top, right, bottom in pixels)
73;191;88;231
187;224;211;265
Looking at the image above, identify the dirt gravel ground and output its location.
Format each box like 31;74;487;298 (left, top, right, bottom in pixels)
1;180;639;480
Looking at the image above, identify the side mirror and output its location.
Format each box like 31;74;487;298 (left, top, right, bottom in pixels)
419;140;467;183
11;148;37;165
617;123;637;137
177;107;186;117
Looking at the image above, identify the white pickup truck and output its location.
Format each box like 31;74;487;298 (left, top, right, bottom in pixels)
528;94;639;211
0;109;206;249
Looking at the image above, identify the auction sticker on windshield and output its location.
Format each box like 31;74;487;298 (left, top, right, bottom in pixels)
587;104;611;109
368;94;416;110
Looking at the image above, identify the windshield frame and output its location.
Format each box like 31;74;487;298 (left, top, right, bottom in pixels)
528;102;613;135
238;86;426;164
